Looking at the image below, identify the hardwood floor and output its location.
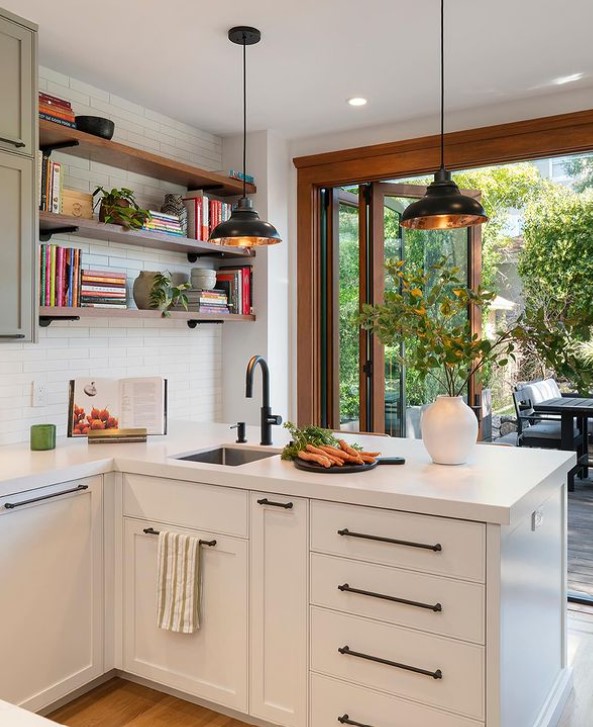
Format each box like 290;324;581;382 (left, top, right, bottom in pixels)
48;680;250;727
46;607;593;726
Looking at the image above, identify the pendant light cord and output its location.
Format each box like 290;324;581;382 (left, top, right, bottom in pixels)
242;33;247;199
440;0;445;171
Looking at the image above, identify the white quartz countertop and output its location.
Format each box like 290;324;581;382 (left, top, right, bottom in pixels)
0;701;60;726
0;421;575;525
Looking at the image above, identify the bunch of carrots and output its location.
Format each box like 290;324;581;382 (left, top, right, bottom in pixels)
298;439;380;469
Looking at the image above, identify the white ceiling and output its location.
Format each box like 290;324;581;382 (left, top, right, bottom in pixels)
6;0;593;140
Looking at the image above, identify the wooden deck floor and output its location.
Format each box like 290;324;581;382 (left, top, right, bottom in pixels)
568;479;593;599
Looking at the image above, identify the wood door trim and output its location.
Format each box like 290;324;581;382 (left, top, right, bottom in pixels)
295;108;593;426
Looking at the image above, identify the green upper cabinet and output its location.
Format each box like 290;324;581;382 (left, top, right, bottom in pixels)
0;14;35;157
0;8;37;342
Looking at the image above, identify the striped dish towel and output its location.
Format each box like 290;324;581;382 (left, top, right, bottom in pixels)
157;531;201;633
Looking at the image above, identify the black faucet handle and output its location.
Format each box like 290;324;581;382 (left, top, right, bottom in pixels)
230;422;247;443
269;414;282;426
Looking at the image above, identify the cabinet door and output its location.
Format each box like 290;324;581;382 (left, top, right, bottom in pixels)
0;477;104;712
250;493;308;727
0;15;34;156
0;150;34;341
122;518;248;712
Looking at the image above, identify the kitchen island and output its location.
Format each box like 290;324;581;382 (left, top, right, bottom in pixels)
0;422;575;727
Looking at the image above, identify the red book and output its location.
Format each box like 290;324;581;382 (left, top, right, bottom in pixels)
39;92;73;110
45;246;51;305
39;103;75;122
82;269;126;279
56;246;63;307
242;266;251;315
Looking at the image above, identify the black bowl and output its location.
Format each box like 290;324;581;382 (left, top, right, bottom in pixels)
75;116;115;140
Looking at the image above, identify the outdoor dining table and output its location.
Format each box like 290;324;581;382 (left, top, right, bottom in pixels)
532;397;592;466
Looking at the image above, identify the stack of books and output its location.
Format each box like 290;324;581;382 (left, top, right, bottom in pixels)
182;191;232;241
181;288;230;314
38;155;62;212
143;211;184;236
40;244;82;307
38;92;76;128
215;265;253;315
80;270;127;309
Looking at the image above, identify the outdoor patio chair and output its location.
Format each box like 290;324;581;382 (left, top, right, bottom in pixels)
512;391;585;490
515;378;593;440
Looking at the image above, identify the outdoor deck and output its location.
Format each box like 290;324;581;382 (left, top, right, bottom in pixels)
568;479;593;599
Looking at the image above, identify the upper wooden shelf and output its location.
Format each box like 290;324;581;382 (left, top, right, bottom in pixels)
39;211;254;259
39;119;256;197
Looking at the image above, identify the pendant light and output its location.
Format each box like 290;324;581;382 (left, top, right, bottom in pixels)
209;26;282;247
400;0;488;230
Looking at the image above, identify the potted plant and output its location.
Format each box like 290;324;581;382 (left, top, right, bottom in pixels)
359;257;525;464
148;271;190;317
93;186;151;230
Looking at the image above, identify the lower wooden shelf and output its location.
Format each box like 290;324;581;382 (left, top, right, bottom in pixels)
38;306;255;327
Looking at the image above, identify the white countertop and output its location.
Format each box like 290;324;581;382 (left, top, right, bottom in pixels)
0;701;60;726
0;421;575;525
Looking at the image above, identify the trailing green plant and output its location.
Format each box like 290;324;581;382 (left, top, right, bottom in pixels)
93;186;151;230
149;271;190;317
359;257;525;398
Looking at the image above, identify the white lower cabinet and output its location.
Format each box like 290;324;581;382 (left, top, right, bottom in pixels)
311;673;483;727
249;493;308;727
122;517;248;712
0;477;103;711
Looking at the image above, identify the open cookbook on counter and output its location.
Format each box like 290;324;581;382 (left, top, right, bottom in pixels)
68;376;167;437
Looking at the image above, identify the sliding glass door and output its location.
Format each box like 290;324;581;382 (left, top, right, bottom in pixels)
326;182;482;436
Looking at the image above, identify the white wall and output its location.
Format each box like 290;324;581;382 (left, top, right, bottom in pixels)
219;131;291;439
0;67;225;445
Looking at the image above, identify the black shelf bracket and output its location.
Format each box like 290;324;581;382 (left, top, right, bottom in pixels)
40;225;79;242
40;140;80;156
187;320;224;329
187;250;232;263
39;315;81;328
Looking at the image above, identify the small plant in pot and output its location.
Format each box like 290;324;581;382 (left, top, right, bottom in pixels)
149;271;190;317
93;186;151;231
359;257;526;465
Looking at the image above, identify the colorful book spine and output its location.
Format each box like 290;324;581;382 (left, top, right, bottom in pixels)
39;92;73;110
50;162;62;214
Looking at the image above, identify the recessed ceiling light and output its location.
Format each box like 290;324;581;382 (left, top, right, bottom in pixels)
347;97;367;107
553;73;584;85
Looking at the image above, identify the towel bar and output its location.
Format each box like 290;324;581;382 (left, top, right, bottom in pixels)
142;527;216;547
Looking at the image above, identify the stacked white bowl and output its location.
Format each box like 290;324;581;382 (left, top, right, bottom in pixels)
191;268;217;290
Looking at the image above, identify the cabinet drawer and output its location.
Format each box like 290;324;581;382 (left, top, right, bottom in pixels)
122;474;248;537
311;673;483;727
311;500;485;582
310;607;484;720
311;553;484;644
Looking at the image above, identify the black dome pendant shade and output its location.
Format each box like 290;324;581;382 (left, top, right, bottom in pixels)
209;26;282;247
400;0;487;230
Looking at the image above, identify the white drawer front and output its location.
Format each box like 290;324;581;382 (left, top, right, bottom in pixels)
310;607;484;721
311;553;484;644
311;673;483;727
122;474;248;537
311;500;485;582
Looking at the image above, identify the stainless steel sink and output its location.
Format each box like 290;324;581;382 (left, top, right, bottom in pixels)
174;446;278;467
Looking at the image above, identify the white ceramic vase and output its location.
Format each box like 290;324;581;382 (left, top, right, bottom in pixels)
421;395;478;465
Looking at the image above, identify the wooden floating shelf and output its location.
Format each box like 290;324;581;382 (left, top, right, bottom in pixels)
39;307;255;325
39;119;256;197
39;211;254;259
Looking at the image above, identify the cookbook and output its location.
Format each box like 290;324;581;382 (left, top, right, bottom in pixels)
68;376;167;437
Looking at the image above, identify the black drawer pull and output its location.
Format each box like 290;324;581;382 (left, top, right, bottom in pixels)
4;484;88;509
338;583;442;613
337;527;442;552
0;334;25;339
142;527;216;547
338;715;374;727
257;498;293;509
338;644;442;680
0;135;25;148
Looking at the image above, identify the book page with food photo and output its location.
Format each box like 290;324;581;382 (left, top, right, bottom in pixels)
68;377;167;437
